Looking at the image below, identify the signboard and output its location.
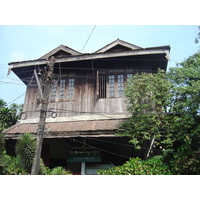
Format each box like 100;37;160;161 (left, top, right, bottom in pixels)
67;148;101;162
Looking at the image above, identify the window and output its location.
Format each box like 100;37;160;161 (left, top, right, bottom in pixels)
68;78;74;99
59;79;66;100
127;73;133;80
98;73;131;98
127;73;133;85
99;74;107;98
50;83;57;101
109;75;115;96
118;74;124;95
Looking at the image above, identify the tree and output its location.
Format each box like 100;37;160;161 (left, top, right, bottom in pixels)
118;69;174;152
117;52;200;174
194;26;200;44
166;52;200;174
0;133;5;155
0;99;23;131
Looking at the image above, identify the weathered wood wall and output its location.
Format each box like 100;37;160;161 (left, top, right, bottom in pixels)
21;53;166;121
22;69;128;121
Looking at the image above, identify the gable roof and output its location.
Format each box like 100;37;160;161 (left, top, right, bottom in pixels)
95;39;142;53
39;45;82;59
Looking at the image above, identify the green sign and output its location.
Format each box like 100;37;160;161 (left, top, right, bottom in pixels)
67;148;101;162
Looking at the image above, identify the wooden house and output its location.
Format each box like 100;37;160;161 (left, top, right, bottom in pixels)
3;39;170;174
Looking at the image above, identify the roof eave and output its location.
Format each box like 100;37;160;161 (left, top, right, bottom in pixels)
8;48;170;70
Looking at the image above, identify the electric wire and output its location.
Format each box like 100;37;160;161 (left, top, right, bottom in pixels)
68;137;130;159
80;25;96;53
78;136;163;152
7;93;26;105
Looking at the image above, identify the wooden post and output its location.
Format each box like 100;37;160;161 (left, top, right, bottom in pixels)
81;162;86;175
31;56;55;175
144;137;155;160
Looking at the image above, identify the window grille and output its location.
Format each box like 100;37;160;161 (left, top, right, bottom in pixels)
127;73;133;80
68;78;74;99
59;79;66;100
118;74;124;95
50;83;57;101
99;74;107;98
109;75;115;96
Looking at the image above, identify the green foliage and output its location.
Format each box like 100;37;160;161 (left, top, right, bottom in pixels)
118;69;174;150
0;151;28;175
38;159;51;175
125;69;172;114
0;99;7;107
0;133;5;155
0;99;23;131
169;145;200;175
117;51;200;174
0;132;69;175
117;52;200;174
194;26;200;44
168;52;200;116
50;166;72;175
15;133;36;173
98;156;172;175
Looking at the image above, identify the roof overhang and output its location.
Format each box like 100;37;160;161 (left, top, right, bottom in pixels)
3;119;126;139
8;47;170;71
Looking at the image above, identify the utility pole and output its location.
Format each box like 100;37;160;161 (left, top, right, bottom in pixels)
31;56;55;175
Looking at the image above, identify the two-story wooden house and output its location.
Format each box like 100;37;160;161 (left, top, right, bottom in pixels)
3;39;170;174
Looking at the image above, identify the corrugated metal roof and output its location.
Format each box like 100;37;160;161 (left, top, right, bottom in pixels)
3;119;125;139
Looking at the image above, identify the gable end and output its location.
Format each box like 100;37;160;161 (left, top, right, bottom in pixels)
95;39;142;53
39;45;81;59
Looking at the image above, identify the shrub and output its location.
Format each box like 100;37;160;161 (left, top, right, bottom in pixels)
50;166;72;175
0;151;28;175
15;133;36;173
98;156;172;175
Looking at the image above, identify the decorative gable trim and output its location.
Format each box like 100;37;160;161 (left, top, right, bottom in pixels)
39;45;82;59
95;39;142;53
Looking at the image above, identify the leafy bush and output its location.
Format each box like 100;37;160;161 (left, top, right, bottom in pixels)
0;133;5;155
169;145;200;175
98;156;172;175
15;133;36;173
0;133;71;175
50;166;72;175
0;151;28;175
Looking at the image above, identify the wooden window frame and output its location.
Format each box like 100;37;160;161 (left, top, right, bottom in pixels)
59;79;66;100
97;72;132;99
108;74;115;97
50;82;57;101
117;74;124;96
67;77;75;99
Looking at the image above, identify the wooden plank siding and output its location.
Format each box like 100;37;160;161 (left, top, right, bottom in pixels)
22;69;128;121
19;51;170;122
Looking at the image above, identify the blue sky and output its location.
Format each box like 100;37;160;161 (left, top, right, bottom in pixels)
0;25;199;105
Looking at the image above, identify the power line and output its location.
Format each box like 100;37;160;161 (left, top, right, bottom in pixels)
0;80;24;85
7;93;26;104
69;137;130;159
81;25;96;53
79;136;163;152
